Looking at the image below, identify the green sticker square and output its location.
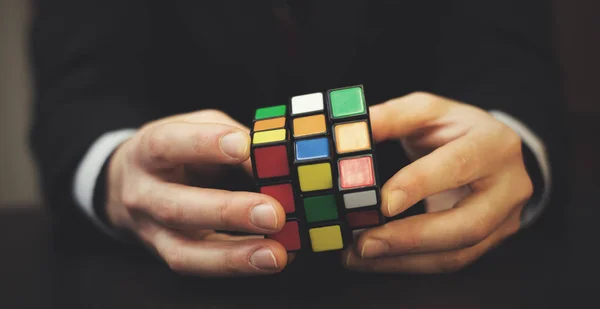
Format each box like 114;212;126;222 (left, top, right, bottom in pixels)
304;195;338;223
329;86;366;118
255;105;287;120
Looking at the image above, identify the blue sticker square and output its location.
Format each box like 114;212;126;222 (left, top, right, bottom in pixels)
295;137;330;161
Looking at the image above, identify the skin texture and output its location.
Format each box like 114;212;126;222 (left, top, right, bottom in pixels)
106;92;532;276
106;110;290;277
342;92;532;274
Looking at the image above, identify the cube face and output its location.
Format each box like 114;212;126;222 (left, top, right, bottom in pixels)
295;137;330;162
260;183;295;214
250;85;386;254
268;221;301;252
291;93;324;115
309;225;344;252
292;114;327;138
304;195;338;223
346;210;381;229
297;163;333;192
329;86;366;119
254;117;286;131
255;105;286;120
254;145;289;179
343;190;377;209
338;155;375;190
252;128;287;145
334;121;371;154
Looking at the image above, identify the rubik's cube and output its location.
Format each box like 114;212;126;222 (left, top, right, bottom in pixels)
250;85;384;253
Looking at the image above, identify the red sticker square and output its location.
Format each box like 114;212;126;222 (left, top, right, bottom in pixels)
254;145;290;179
260;183;295;214
338;156;375;189
267;221;301;251
346;210;380;228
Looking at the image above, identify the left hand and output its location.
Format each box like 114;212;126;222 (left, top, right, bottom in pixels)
342;92;533;274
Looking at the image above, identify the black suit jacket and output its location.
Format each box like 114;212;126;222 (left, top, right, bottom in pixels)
28;0;568;261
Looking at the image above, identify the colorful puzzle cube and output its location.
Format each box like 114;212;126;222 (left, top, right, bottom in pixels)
250;85;384;253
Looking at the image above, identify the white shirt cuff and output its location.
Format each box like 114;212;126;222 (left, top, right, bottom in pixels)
489;110;552;228
73;129;137;240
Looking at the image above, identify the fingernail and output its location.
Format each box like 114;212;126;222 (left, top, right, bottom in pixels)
387;189;407;216
250;248;279;270
220;132;248;159
250;204;278;230
361;239;388;258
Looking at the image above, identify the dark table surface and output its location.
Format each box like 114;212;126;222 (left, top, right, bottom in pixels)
0;202;594;309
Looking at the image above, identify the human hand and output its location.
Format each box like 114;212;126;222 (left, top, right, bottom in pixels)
105;110;289;276
343;92;533;273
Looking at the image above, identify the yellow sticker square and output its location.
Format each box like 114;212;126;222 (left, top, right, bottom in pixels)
297;163;332;192
252;129;287;145
309;225;344;252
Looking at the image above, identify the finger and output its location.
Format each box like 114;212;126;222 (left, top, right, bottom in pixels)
155;109;253;176
287;253;297;265
382;126;521;217
137;121;251;170
165;110;262;177
177;111;253;175
182;230;265;242
369;92;454;143
177;231;296;265
137;222;287;277
241;158;253;177
343;207;521;274
355;168;532;257
124;178;286;233
381;133;495;216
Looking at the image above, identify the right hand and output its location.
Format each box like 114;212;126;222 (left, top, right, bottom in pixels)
105;110;289;277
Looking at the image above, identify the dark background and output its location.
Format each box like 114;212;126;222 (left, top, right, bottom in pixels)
554;0;599;245
0;0;598;308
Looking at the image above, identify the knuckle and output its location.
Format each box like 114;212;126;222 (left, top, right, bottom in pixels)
146;126;169;163
139;122;156;133
190;130;212;155
461;214;491;247
505;126;522;150
450;140;479;186
218;196;234;228
121;183;144;211
121;177;153;212
163;243;186;273
154;198;184;226
508;170;534;207
403;229;422;253
493;123;522;159
409;92;437;112
520;175;534;200
200;109;228;121
507;217;521;237
464;222;489;248
408;91;434;103
399;169;424;199
120;189;138;209
220;251;243;275
439;251;470;273
403;91;448;126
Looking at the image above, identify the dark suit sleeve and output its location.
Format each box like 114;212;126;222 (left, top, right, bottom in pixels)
429;1;568;233
28;1;159;252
